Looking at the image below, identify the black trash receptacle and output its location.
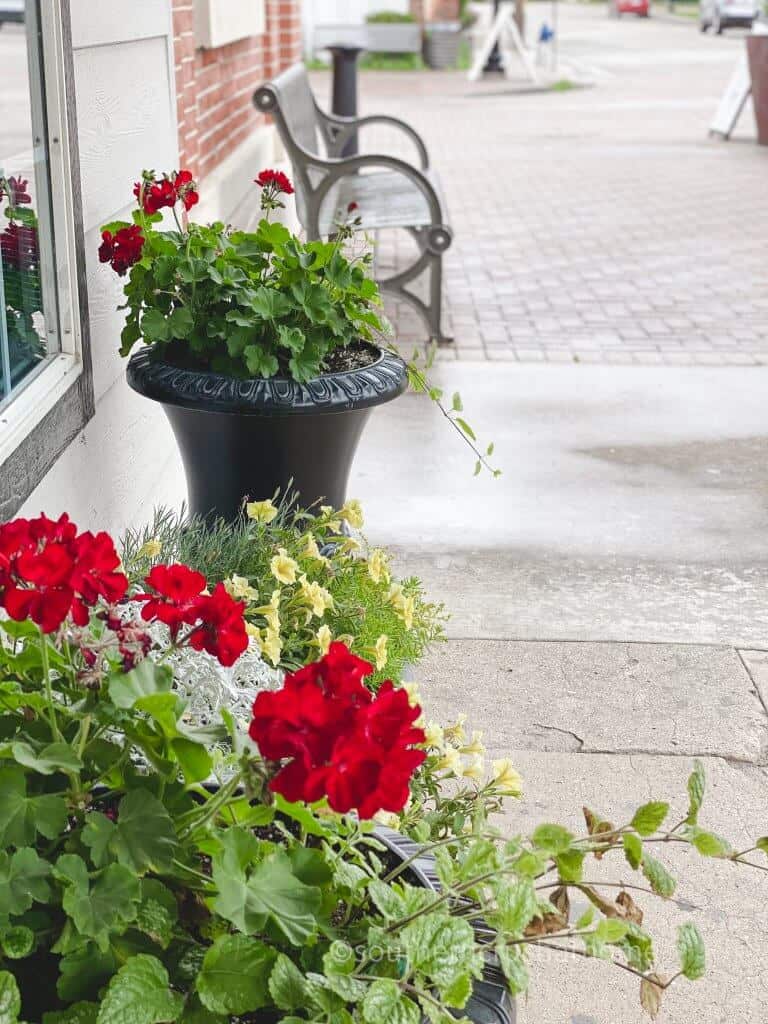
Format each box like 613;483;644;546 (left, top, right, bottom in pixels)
328;44;365;156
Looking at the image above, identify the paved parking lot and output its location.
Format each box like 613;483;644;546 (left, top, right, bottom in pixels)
315;4;768;364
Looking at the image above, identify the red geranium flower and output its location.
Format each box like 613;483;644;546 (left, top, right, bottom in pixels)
186;582;248;667
249;643;425;819
98;225;145;276
254;168;294;195
174;169;199;212
1;223;39;272
137;563;207;637
0;514;128;634
1;176;32;206
133;170;199;215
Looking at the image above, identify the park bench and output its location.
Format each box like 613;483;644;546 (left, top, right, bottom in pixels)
254;64;453;344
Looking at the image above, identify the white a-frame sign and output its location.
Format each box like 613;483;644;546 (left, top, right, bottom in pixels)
468;1;539;85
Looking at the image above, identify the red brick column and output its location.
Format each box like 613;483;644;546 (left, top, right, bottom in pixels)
172;0;302;180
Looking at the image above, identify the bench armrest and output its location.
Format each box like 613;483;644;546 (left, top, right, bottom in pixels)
318;111;429;169
305;153;451;251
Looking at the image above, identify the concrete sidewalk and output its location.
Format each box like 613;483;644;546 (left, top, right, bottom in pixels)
355;361;768;1022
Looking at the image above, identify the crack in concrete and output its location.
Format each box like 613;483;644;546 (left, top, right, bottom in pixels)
530;723;586;750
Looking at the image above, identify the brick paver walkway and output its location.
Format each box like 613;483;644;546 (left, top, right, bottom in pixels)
314;5;768;365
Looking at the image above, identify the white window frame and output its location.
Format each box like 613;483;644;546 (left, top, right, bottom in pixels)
0;0;92;484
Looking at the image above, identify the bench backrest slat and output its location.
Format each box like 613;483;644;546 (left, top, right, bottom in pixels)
269;64;320;159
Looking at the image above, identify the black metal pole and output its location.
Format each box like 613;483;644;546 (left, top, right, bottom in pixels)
328;45;364;156
483;0;504;73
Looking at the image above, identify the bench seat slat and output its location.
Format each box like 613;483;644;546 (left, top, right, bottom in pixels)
318;169;449;235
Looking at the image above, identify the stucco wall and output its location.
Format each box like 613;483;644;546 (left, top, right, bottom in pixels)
20;0;186;536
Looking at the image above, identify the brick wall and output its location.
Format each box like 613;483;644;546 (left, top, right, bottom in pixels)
410;0;460;18
172;0;302;181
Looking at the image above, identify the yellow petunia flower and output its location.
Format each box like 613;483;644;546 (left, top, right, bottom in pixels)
336;633;355;648
462;755;485;782
224;575;259;602
374;634;388;671
374;810;401;829
302;532;329;564
444;714;467;747
245;621;261;640
246;499;278;524
316;624;332;656
259;628;282;667
424;722;445;750
339;499;364;530
137;537;162;559
319;506;342;532
270;548;298;585
300;575;334;618
436;746;461;774
460;730;485;756
368;548;390;585
492;759;523;797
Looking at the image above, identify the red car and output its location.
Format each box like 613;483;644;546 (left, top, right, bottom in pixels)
610;0;650;15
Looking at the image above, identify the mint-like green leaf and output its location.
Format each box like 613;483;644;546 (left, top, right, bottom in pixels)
362;979;419;1024
367;879;407;921
641;854;675;899
686;760;705;826
677;922;705;980
622;833;643;870
0;971;21;1024
689;829;731;858
268;953;308;1012
96;954;183;1024
531;823;574;853
556;848;585;882
0;924;33;959
401;915;480;992
495;943;529;996
630;802;669;837
197;935;276;1016
595;919;629;944
134;879;178;949
43;1003;99;1024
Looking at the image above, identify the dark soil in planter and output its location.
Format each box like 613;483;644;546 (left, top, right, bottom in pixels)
160;338;382;378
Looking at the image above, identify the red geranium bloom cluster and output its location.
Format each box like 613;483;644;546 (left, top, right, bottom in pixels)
0;514;129;633
136;564;248;667
98;225;145;276
133;170;199;215
0;222;38;272
254;168;294;195
249;643;426;819
0;175;32;206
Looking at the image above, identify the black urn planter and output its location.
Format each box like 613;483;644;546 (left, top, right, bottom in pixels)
126;346;408;522
375;826;516;1024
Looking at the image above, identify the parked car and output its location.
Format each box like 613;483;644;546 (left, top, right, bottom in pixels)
609;0;651;17
0;0;24;26
700;0;759;32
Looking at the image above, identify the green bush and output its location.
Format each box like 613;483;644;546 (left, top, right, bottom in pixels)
366;10;417;22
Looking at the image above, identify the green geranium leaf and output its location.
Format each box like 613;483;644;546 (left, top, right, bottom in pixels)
197;935;276;1016
531;824;574;853
109;661;172;709
11;740;83;775
82;813;116;869
677;922;705;980
214;850;321;946
0;848;51;916
686;760;705;826
0;766;68;845
268;953;308;1012
169;306;194;339
134;879;178;949
272;794;330;837
0;971;21;1024
631;802;669;837
57;946;116;1003
97;954;183;1024
251;286;292;321
401;915;480;992
276;324;305;354
362;980;419;1024
111;790;178;874
141;308;170;344
56;855;140;950
243;345;279;378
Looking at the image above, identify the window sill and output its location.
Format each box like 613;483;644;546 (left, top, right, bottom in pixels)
0;353;83;468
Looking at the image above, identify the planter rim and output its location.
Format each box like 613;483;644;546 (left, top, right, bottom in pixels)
126;344;408;417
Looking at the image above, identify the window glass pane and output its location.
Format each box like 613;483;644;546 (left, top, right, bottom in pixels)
0;0;59;410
